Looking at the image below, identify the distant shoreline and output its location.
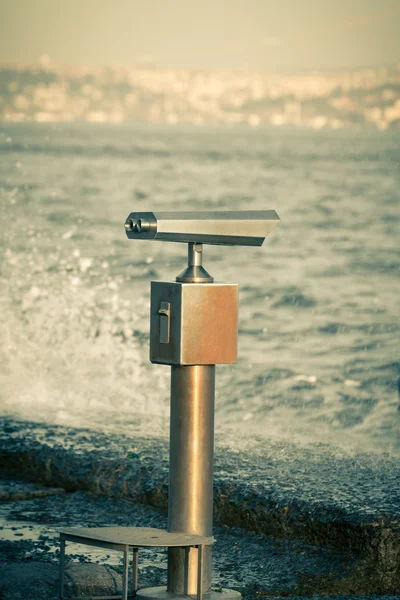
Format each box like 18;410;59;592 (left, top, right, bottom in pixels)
1;63;399;130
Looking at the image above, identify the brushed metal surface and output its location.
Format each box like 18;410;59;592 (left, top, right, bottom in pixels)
176;242;214;283
59;527;214;547
125;210;280;246
150;282;238;366
168;365;215;595
59;527;214;600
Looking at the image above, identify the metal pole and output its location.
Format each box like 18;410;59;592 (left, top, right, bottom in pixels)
176;243;213;284
188;242;202;267
167;364;215;595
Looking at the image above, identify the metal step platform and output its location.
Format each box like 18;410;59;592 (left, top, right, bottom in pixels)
59;527;214;600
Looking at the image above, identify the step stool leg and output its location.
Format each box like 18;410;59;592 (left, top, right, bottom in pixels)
132;547;138;597
197;545;204;600
183;547;190;595
59;537;66;600
122;545;129;600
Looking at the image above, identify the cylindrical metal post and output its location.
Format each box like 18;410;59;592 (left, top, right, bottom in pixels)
188;242;203;267
167;365;215;595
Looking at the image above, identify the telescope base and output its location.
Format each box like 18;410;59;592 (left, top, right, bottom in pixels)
137;586;241;600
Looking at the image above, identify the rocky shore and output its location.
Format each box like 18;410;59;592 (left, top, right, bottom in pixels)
1;417;399;598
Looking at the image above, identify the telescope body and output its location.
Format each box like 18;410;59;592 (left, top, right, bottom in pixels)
125;210;280;246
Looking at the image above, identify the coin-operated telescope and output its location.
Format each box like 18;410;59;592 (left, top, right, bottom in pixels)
125;210;280;600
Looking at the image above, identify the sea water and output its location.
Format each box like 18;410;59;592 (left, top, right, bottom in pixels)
0;123;399;456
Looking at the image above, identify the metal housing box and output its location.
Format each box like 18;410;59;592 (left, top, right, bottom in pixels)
150;281;238;366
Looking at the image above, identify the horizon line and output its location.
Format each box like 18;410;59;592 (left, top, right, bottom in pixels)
1;59;400;77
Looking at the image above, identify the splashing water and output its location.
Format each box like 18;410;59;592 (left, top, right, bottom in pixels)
0;123;399;455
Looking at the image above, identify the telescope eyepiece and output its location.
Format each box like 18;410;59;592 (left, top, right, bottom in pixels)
125;218;151;233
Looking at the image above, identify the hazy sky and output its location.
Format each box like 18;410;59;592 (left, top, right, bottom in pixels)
1;0;399;71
